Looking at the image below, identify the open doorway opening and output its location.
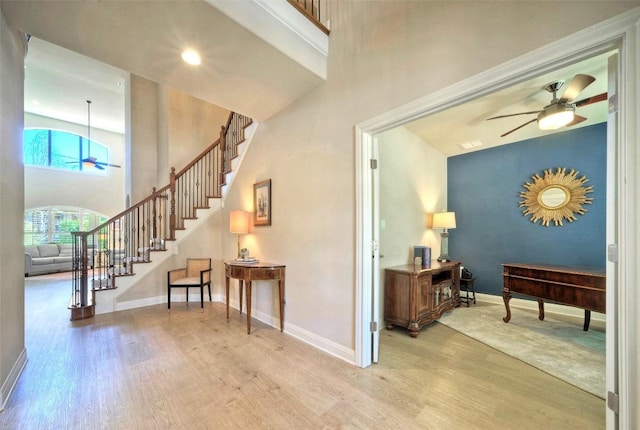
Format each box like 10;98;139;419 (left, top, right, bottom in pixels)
356;11;640;427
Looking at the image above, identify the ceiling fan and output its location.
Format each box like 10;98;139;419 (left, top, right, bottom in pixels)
79;100;120;170
487;74;607;137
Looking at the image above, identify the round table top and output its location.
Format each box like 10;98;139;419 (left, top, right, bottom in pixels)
225;260;285;269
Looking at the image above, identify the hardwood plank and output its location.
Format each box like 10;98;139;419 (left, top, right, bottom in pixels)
1;274;604;429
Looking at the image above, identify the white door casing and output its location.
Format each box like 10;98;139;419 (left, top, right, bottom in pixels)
355;9;639;429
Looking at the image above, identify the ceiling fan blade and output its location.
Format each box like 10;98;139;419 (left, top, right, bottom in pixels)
566;114;587;127
500;118;537;137
559;74;595;102
93;163;105;171
487;110;541;120
574;92;607;107
95;161;121;168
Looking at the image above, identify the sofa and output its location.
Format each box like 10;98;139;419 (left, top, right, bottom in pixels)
24;243;73;276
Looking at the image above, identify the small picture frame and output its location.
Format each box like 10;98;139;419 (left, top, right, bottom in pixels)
253;179;271;226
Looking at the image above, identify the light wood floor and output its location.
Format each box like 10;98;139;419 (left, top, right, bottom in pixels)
1;274;604;429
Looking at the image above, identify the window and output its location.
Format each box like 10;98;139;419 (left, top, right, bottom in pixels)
23;128;111;175
24;207;108;245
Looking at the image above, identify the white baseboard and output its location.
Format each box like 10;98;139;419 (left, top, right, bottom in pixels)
476;292;606;323
119;293;357;365
0;347;27;411
251;307;356;365
116;292;219;311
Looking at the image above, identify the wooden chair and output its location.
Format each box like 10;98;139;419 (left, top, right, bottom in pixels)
167;258;212;310
460;277;476;307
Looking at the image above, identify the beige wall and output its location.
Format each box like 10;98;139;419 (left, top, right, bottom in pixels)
0;10;26;408
129;75;159;203
116;90;229;304
24;113;126;215
116;214;224;304
2;0;639;404
167;89;229;173
128;77;230;205
218;1;640;352
377;126;448;333
378;126;447;268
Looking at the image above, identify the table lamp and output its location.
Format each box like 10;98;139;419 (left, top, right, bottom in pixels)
432;211;456;262
229;210;248;258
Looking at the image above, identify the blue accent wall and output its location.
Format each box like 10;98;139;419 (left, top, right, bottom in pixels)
447;123;607;296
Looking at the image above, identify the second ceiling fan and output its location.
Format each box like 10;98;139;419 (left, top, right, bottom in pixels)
487;74;607;137
82;100;120;170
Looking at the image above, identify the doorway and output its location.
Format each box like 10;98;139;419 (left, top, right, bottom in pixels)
355;11;640;429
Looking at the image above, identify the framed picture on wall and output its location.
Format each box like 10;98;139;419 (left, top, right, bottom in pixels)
253;179;271;226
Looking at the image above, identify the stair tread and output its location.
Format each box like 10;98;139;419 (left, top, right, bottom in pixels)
70;112;250;320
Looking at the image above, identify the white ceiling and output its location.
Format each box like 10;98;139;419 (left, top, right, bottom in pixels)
404;52;610;157
25;37;127;134
4;0;323;124
22;23;610;155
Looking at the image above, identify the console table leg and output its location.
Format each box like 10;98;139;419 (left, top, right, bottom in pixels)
502;288;512;323
246;281;252;334
537;299;545;321
584;310;591;331
225;276;230;320
278;279;285;332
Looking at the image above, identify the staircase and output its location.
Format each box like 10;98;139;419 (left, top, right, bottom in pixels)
69;112;254;320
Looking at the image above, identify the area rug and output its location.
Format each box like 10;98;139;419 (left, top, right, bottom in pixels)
438;303;605;398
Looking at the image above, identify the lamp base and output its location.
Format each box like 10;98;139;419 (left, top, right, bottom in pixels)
437;231;451;263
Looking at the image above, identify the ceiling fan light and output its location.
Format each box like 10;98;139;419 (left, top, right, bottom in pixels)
538;104;575;130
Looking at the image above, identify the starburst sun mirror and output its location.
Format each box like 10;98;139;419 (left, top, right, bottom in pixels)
519;167;593;227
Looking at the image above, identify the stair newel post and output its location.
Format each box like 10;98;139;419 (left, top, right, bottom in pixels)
80;233;89;306
70;231;93;320
169;168;176;240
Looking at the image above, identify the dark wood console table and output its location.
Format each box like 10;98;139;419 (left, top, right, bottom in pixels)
384;261;461;337
502;263;605;331
224;261;285;334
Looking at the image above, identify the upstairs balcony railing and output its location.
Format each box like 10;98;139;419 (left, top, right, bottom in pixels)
69;112;252;319
288;0;330;34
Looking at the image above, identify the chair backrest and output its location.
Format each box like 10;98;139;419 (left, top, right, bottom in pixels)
186;258;211;277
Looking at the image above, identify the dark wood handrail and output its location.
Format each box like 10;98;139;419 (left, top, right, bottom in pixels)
70;111;252;319
83;185;170;237
174;133;222;178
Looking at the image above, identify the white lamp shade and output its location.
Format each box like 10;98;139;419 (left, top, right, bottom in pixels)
229;210;249;234
432;211;456;229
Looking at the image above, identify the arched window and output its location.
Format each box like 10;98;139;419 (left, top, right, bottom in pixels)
23;128;111;175
24;207;108;245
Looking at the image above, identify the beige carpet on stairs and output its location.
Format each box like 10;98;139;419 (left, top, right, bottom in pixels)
438;302;605;399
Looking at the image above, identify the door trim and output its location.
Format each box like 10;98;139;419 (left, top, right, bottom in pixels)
355;9;639;429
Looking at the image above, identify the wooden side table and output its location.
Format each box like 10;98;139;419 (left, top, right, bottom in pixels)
224;261;286;334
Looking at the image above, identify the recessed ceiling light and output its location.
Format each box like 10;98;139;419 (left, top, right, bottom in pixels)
181;49;201;66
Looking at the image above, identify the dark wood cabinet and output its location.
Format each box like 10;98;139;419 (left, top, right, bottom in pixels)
384;261;461;337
